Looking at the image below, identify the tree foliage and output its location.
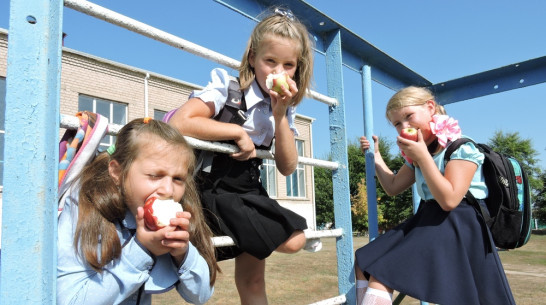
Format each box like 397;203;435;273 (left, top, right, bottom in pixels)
487;131;543;193
371;138;414;230
314;136;414;231
314;163;334;228
351;178;370;232
532;171;546;222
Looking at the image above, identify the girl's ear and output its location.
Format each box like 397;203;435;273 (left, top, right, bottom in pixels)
108;159;122;186
248;49;255;68
425;99;436;115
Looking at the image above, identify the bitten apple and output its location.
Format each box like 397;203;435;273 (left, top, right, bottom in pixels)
400;127;418;142
143;197;183;231
266;72;289;95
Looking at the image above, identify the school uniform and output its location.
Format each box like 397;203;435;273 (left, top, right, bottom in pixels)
355;138;516;305
57;185;213;305
191;68;308;261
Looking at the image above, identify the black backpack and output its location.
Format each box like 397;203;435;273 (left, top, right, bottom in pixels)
444;138;532;249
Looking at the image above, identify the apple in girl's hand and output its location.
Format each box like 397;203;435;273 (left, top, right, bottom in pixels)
143;197;183;231
266;72;289;95
400;127;418;142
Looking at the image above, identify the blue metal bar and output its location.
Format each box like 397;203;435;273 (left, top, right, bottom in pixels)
0;0;63;304
362;65;379;241
324;29;355;305
412;184;420;214
431;56;546;105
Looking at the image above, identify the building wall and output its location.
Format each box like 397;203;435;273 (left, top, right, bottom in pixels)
277;114;316;229
0;31;6;76
59;49;196;120
0;28;318;230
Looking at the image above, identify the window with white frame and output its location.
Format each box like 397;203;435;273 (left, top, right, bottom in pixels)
260;150;277;197
286;139;306;197
0;77;5;187
79;94;127;152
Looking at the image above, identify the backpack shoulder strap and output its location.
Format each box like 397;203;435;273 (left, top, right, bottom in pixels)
443;137;493;227
162;76;246;125
215;76;247;125
443;137;474;164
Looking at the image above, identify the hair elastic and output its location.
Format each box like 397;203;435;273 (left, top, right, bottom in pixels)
274;8;295;21
107;144;116;155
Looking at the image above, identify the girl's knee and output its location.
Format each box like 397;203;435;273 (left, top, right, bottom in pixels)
277;231;306;253
236;271;266;292
368;276;393;294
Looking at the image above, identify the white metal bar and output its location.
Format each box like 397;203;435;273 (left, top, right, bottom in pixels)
60;114;339;170
63;0;337;107
307;295;346;305
212;229;343;247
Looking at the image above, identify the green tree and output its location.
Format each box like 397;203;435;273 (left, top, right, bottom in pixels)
347;143;366;197
533;171;546;223
488;131;543;193
314;136;414;231
314;157;334;227
351;177;369;233
361;136;414;230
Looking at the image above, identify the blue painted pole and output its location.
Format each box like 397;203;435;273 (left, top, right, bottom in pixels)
361;65;379;241
412;184;420;214
1;0;63;304
324;29;355;305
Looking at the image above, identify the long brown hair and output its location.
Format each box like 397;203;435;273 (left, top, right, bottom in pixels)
74;118;218;285
239;7;314;106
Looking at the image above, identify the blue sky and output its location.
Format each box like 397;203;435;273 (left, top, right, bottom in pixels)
2;1;545;168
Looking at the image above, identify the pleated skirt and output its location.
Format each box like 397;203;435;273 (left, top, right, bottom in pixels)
198;154;308;261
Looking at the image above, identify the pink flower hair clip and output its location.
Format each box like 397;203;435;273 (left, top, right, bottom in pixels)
429;114;462;147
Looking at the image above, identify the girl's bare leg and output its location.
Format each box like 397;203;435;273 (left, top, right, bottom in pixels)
234;231;305;304
275;230;306;253
235;252;267;305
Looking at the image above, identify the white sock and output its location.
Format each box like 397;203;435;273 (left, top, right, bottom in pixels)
362;287;392;305
356;280;369;305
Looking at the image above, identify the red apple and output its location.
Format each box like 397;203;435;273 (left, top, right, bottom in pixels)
143;197;183;231
266;72;289;95
400;127;418;142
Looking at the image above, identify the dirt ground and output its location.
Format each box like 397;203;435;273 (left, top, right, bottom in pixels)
153;233;546;305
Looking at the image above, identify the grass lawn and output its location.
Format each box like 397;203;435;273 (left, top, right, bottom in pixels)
153;233;546;305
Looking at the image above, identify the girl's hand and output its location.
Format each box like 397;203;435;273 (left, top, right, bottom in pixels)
163;211;192;266
135;207;173;257
397;129;428;165
269;77;297;119
231;129;257;161
360;135;379;154
135;207;190;261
